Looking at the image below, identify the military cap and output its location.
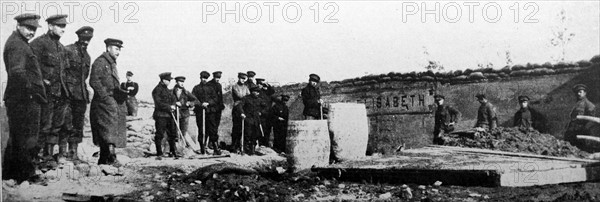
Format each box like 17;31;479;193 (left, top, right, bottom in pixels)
518;96;530;102
159;72;173;80
14;13;42;28
175;76;186;82
475;94;486;99
238;72;248;79
256;78;265;84
247;71;256;77
250;86;261;92
212;71;222;78
433;94;445;100
126;71;133;76
46;14;68;25
104;38;123;48
309;73;320;82
281;94;290;101
200;71;210;79
572;84;587;93
75;26;94;39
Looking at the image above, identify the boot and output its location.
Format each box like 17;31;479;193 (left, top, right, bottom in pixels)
107;144;120;167
168;140;181;159
155;142;163;160
200;140;207;155
67;143;79;160
57;143;68;164
41;144;58;170
212;141;222;156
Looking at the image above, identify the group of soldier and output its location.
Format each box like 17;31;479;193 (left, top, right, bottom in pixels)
2;13;132;185
432;84;596;146
152;70;299;158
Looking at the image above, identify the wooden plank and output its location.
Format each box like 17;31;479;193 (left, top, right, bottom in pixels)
312;167;502;187
428;145;598;163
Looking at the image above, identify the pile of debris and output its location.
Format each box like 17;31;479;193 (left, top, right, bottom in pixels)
443;127;589;158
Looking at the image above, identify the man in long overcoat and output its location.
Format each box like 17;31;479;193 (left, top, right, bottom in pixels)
89;38;127;165
2;13;48;185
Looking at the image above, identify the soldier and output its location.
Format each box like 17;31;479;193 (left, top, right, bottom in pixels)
172;76;198;143
513;96;547;132
302;74;323;119
89;38;128;165
231;72;250;152
2;13;48;185
209;71;225;147
271;95;290;153
256;78;275;147
246;71;257;89
474;94;498;130
30;14;71;164
152;72;179;159
564;84;596;145
64;26;93;162
238;86;269;155
121;71;139;116
192;71;221;155
433;95;460;145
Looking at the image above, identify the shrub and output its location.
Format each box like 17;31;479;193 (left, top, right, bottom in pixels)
510;70;528;77
453;75;468;80
500;66;511;74
554;62;568;69
453;70;463;76
468;72;486;80
576;60;592;67
591;55;600;64
484;73;499;80
542;62;553;69
463;69;474;75
511;64;526;71
421;76;435;81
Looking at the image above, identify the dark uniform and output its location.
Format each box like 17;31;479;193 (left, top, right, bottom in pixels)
513;96;547;132
302;74;322;119
237;87;269;155
121;71;139;116
152;73;178;157
257;78;275;147
474;94;498;130
172;76;198;138
64;26;93;159
30;15;71;156
89;38;127;165
209;71;225;146
2;14;47;183
231;73;250;151
192;71;220;154
433;95;460;145
271;95;290;153
565;84;596;145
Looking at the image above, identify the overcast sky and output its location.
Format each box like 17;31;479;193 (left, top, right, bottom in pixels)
1;1;599;101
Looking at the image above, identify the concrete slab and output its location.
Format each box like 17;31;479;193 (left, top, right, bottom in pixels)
312;146;600;187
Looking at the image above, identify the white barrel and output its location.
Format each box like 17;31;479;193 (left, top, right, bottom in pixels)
286;120;330;172
328;103;369;161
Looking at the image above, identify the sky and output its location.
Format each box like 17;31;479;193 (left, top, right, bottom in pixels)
1;1;599;101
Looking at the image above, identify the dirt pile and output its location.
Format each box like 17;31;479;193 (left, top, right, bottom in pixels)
443;127;589;158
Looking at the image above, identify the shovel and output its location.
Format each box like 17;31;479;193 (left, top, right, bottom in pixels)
241;116;245;155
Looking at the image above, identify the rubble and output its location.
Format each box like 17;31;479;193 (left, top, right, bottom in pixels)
443;127;589;158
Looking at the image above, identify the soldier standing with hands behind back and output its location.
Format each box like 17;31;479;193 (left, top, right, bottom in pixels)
64;26;94;162
2;13;48;185
121;71;139;116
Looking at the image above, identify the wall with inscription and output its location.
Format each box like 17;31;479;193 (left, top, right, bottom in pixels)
280;65;599;154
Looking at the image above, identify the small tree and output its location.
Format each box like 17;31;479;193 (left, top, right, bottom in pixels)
550;9;576;62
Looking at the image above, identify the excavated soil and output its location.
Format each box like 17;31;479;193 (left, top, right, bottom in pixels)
442;127;589;158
